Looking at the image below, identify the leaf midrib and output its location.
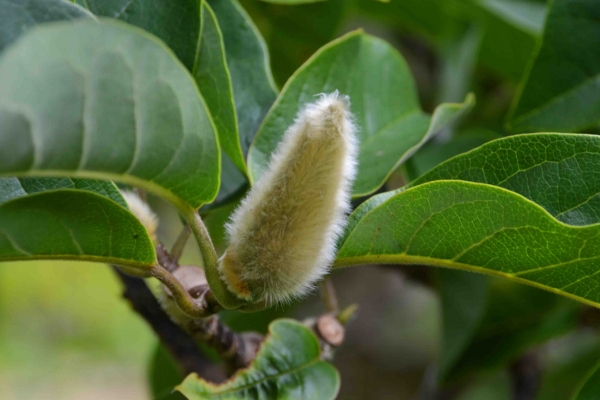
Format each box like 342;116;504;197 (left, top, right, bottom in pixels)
198;357;322;396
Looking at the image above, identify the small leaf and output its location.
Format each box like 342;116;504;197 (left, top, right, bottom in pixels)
248;31;473;197
0;0;92;53
0;190;155;268
195;2;245;175
177;319;340;400
207;0;279;206
337;180;600;309
208;0;278;152
0;177;126;207
0;20;219;211
507;0;600;132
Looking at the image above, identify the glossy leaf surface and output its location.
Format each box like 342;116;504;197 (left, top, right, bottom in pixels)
0;0;92;53
0;177;126;207
337;180;600;309
178;319;339;400
508;0;600;132
75;0;201;70
0;190;155;268
0;20;219;210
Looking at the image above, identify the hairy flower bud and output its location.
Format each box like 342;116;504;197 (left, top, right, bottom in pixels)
219;92;358;304
121;190;159;243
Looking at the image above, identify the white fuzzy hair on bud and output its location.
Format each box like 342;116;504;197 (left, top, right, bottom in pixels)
219;91;358;304
121;190;159;243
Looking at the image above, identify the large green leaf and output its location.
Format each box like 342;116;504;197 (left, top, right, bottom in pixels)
572;361;600;400
77;0;246;183
0;20;219;211
177;319;339;400
348;133;600;240
507;0;600;132
0;0;92;53
0;177;126;207
0;190;155;268
74;0;201;71
248;31;473;197
414;133;600;226
336;180;600;309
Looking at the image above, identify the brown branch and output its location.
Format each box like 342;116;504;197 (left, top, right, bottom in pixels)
156;242;179;273
509;352;541;400
188;315;263;374
113;267;225;382
170;224;192;262
319;277;339;313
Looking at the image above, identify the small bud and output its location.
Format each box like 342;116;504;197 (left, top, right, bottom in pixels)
219;92;358;304
121;190;159;243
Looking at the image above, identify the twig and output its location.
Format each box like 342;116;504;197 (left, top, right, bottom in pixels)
320;277;339;313
187;315;263;374
151;265;222;318
510;352;541;400
156;242;179;273
112;267;225;382
170;224;192;262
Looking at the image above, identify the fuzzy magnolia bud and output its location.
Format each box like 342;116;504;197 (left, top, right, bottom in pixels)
219;92;358;304
121;190;159;243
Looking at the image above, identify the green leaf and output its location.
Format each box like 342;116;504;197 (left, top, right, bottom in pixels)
194;2;246;175
0;20;219;211
507;0;600;132
248;31;474;197
207;0;279;206
209;0;278;152
0;0;92;53
0;177;126;207
538;333;600;400
355;0;543;80
79;0;246;180
406;129;502;180
572;361;600;400
437;270;489;380
352;133;600;238
240;0;349;86
0;190;155;268
413;133;600;226
336;180;600;309
476;0;546;36
177;319;340;400
148;343;187;400
74;0;201;71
